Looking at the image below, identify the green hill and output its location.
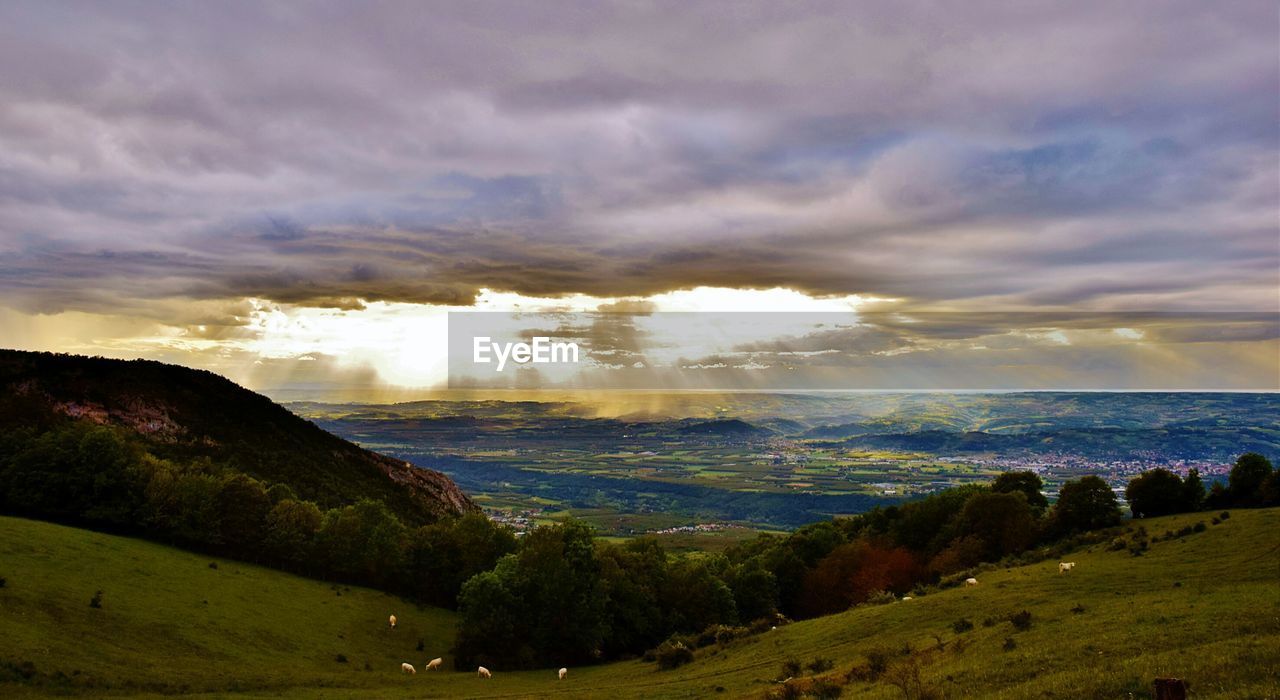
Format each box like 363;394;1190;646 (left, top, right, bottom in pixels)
0;350;473;523
2;510;1278;698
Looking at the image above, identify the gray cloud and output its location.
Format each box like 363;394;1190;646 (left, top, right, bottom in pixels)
0;0;1276;320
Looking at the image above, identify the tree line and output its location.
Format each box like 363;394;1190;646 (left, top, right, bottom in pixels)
1;421;1276;670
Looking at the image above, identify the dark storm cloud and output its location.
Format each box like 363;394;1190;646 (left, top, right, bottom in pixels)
0;0;1276;320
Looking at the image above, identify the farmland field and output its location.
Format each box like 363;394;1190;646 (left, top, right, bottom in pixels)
291;392;1280;533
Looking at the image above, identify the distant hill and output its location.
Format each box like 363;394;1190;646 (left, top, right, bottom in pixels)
825;426;1280;461
675;418;771;437
0;350;473;523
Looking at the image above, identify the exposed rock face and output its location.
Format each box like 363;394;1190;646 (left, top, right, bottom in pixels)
0;350;475;522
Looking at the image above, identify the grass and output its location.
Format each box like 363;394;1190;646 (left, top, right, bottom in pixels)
2;510;1278;698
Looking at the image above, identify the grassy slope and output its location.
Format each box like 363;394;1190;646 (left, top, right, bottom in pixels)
2;510;1278;699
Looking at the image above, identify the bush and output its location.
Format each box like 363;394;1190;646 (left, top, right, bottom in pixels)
89;590;103;609
807;657;834;674
1070;603;1086;614
1009;610;1032;631
334;654;348;663
808;678;844;699
0;576;6;588
951;618;974;633
863;589;897;606
1193;522;1206;533
1002;637;1017;651
655;641;694;670
864;648;892;679
780;658;802;679
1220;511;1231;520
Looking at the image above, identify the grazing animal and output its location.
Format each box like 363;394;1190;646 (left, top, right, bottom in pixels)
477;666;492;678
965;577;979;586
1059;562;1076;574
902;596;913;601
389;614;397;629
558;667;568;680
426;657;443;671
400;662;415;675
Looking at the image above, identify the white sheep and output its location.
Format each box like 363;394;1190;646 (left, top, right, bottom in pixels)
389;614;397;629
1058;562;1076;574
426;657;443;671
477;666;492;679
558;667;568;680
400;662;415;675
964;577;979;586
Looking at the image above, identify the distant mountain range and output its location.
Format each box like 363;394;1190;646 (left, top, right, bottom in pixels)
0;350;473;522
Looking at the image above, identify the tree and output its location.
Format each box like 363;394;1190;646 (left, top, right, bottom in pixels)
889;484;986;554
992;472;1049;516
1124;469;1186;518
798;540;918;617
725;562;778;623
1052;476;1122;533
215;473;271;554
407;512;516;607
453;520;609;669
1228;453;1274;505
263;499;323;570
316;499;408;587
598;538;669;656
661;557;738;632
954;491;1038;559
1181;468;1205;512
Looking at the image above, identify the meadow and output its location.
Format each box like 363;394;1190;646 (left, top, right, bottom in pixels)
3;509;1277;698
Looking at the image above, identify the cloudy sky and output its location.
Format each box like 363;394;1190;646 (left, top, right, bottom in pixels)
1;1;1276;395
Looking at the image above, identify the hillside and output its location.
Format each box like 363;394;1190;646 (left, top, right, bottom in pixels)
0;350;472;523
2;510;1276;698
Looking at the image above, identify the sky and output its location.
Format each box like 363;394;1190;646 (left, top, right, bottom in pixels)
0;1;1277;396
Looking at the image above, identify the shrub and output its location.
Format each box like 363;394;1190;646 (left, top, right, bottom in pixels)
810;678;844;699
0;659;38;682
334;654;347;663
780;658;802;679
982;616;998;627
864;648;892;679
208;562;218;569
415;639;424;652
807;657;834;674
1009;610;1032;631
1219;511;1231;520
1003;637;1017;651
952;618;974;633
0;576;6;588
715;626;747;646
1192;522;1206;533
1070;603;1086;614
655;641;694;670
89;590;103;609
863;589;897;606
